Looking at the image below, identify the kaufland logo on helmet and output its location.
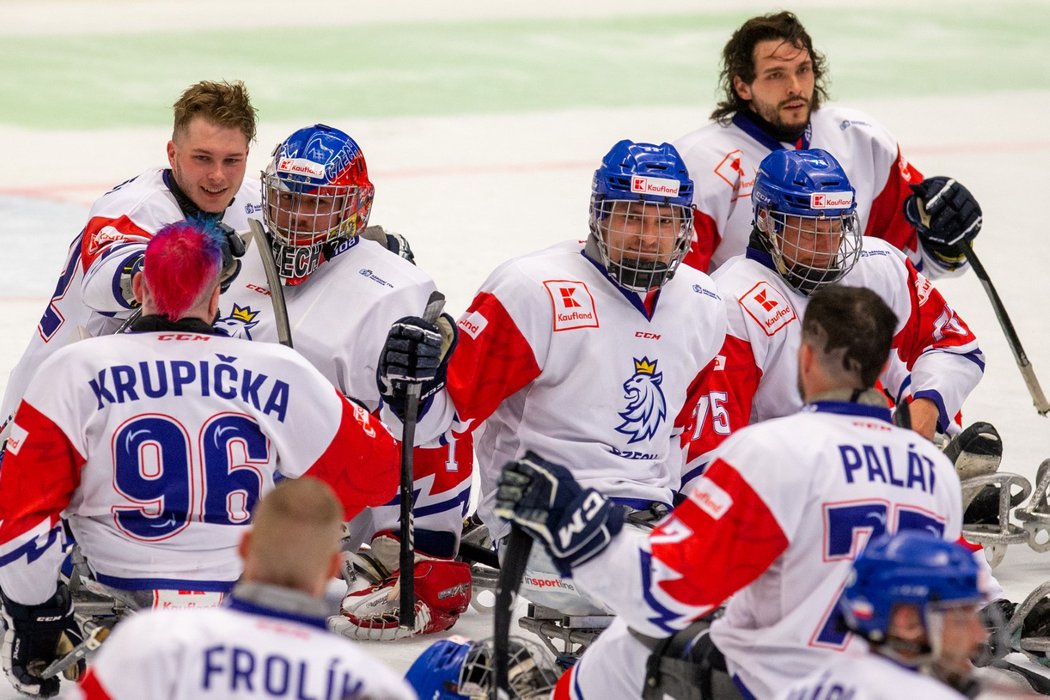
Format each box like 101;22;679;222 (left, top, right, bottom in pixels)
277;157;326;179
810;192;853;209
631;176;680;197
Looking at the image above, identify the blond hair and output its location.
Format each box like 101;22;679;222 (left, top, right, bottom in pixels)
172;80;257;143
245;478;343;591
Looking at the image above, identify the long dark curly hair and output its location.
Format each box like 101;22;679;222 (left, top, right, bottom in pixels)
710;12;830;124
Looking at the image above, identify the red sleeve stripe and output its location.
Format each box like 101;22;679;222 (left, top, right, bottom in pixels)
865;147;924;254
76;669;113;699
651;457;788;609
80;215;152;268
683;209;720;273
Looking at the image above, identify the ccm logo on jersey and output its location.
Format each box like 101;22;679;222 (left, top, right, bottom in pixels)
810;192;853;209
740;281;796;336
5;422;28;457
458;311;489;340
689;476;733;520
276;157;326;179
544;280;599;331
631;176;680;197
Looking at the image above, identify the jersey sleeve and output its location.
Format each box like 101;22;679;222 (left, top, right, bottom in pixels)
285;388;401;522
883;257;983;432
0;400;85;605
574;451;789;637
445;264;547;434
680;332;762;491
79;213;153;314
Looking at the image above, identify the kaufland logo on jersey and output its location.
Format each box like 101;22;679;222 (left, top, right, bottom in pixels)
631;176;680;197
810;192;853;209
276;157;326;179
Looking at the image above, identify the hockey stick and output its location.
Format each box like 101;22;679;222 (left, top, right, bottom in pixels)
492;526;533;700
40;616;112;680
960;241;1050;416
398;290;447;633
247;219;293;349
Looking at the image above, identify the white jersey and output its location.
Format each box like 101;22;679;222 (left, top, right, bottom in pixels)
0;327;399;603
778;650;968;700
674;105;953;277
0;168;261;422
683;236;983;484
440;240;726;541
562;401;963;699
72;584;415;700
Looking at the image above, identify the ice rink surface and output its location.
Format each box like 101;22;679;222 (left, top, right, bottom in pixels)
2;0;1050;695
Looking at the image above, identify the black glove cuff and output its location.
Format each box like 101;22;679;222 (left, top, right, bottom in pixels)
1;583;72;627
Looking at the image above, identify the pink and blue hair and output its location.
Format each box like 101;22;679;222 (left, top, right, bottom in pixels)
143;218;224;320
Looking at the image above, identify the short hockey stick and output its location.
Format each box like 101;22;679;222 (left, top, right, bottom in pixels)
247;219;293;349
960;241;1050;416
398;290;447;632
492;526;533;700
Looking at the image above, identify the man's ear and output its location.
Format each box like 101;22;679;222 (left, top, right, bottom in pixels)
733;75;753;101
167;139;177;170
132;271;147;306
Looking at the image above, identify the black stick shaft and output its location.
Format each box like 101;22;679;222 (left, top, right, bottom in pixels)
961;242;1050;415
493;526;533;700
398;291;446;631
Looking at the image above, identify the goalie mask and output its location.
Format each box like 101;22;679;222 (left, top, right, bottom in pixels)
588;140;694;292
262;123;374;285
839;531;988;687
404;635;559;700
752;148;861;296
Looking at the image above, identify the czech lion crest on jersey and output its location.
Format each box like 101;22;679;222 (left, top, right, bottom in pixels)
214;303;260;340
615;357;667;444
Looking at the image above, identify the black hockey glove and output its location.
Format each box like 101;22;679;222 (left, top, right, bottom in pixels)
904;176;982;269
494;451;625;576
377;313;457;421
359;225;416;265
217;222;246;292
1;582;85;697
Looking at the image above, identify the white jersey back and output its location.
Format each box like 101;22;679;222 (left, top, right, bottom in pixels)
778;650;968;700
74;593;415;700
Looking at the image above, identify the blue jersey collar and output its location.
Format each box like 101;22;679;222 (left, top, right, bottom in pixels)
804;400;893;423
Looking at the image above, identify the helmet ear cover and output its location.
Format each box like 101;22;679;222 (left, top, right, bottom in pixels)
262;123;374;284
588;140;694;292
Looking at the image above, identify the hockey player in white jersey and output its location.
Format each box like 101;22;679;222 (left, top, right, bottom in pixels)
683;147;984;488
674;11;983;278
0;80;261;429
779;531;992;700
217;124;474;640
71;477;416;700
0;221;403;698
496;284;969;700
397;139;726;614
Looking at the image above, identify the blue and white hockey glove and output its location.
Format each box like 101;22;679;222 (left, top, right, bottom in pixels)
494;451;625;576
904;176;982;269
377;313;457;421
1;582;85;697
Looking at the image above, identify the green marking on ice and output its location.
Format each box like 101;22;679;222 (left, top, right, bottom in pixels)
1;2;1047;130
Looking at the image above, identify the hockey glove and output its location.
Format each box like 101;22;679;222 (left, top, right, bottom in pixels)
1;582;85;697
494;451;625;576
904;176;982;268
377;313;457;422
359;225;416;265
117;252;145;308
217;222;246;292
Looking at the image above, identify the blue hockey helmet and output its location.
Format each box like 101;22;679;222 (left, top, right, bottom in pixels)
262;124;375;284
404;635;559;700
752;148;861;295
839;531;983;644
588;140;694;292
